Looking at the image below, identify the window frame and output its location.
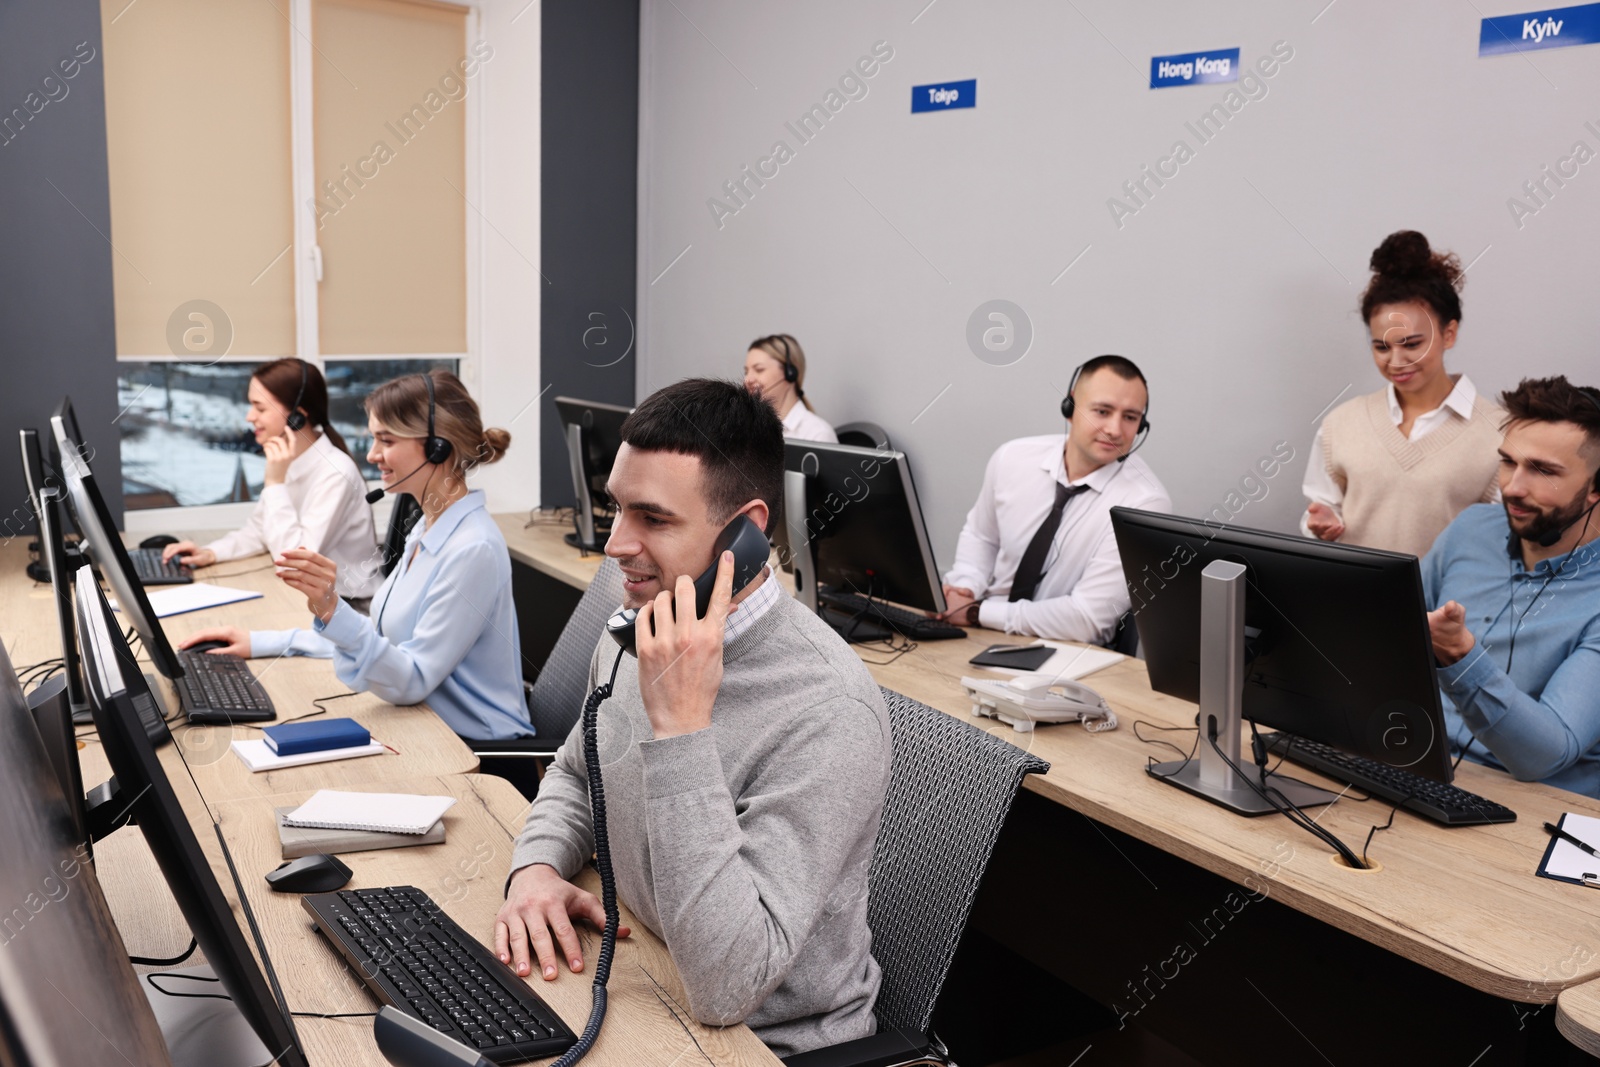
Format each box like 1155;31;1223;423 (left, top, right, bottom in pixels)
120;0;484;534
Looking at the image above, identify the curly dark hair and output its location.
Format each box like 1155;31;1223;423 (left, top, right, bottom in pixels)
1359;230;1464;328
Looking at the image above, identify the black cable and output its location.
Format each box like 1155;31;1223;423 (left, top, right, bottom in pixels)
146;972;230;1000
550;647;626;1067
1362;798;1407;866
1220;723;1367;870
142;971;375;1018
227;694;355;735
1134;718;1199;763
130;938;199;967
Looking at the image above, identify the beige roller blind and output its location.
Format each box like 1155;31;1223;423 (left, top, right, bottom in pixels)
100;0;296;358
312;0;468;355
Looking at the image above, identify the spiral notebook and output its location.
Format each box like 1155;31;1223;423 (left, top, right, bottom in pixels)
282;790;457;835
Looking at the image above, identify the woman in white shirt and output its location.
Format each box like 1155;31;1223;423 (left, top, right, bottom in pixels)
161;358;380;599
743;334;838;442
1300;231;1502;558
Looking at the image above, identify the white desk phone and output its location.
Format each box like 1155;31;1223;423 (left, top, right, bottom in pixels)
961;671;1119;734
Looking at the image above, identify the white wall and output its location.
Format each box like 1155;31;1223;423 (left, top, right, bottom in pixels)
470;0;542;514
637;0;1600;563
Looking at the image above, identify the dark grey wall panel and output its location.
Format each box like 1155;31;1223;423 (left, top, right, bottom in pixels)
540;0;640;505
0;0;121;532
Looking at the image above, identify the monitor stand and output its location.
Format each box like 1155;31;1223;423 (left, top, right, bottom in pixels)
143;963;273;1067
1147;559;1336;816
563;523;610;554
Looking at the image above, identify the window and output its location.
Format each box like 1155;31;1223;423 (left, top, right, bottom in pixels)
102;0;476;513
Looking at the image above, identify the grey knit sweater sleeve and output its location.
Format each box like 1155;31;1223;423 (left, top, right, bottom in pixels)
507;594;890;1057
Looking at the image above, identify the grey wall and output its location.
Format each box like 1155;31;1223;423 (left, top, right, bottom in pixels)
637;0;1600;564
0;0;121;531
540;0;640;505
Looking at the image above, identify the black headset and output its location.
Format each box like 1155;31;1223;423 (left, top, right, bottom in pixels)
286;359;309;431
1061;357;1151;462
420;372;453;466
774;335;799;384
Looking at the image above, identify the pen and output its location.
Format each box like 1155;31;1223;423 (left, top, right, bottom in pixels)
988;642;1046;653
1544;821;1599;858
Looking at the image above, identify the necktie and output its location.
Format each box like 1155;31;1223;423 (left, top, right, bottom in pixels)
1009;482;1090;602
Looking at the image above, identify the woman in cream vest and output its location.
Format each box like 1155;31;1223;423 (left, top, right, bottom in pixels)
1301;231;1502;558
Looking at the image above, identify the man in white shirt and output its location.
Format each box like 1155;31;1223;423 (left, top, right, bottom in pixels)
941;356;1171;644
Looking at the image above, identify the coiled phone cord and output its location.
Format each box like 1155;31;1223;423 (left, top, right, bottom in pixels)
550;647;627;1067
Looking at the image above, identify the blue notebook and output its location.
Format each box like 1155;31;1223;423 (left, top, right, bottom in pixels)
263;718;371;756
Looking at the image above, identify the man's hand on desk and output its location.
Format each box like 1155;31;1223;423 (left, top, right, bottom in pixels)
496;864;631;981
1427;600;1476;667
179;627;251;658
276;547;341;623
161;540;216;567
936;585;978;626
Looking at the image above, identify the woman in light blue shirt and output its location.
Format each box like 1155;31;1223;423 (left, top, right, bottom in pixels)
181;370;532;742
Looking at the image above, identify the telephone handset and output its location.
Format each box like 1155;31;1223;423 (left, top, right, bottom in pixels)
606;515;771;656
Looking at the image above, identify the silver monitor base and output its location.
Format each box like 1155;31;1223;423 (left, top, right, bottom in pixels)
1148;759;1337;816
143;963;273;1067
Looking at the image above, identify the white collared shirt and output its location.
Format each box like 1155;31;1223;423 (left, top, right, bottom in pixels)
205;431;381;598
944;434;1172;644
781;402;838;443
723;566;780;644
1300;374;1499;536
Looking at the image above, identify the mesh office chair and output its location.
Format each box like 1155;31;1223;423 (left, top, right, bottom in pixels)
470;558;625;797
785;688;1049;1067
833;422;892;451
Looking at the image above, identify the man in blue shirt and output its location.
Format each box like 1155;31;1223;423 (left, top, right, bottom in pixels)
1423;376;1600;797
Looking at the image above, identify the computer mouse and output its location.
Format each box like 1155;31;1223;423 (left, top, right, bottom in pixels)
184;639;234;655
140;534;180;550
266;853;352;894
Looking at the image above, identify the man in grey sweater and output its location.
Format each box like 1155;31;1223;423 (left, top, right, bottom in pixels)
493;379;892;1058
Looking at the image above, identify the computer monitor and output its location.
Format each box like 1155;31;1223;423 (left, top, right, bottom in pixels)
554;396;632;551
20;426;51;524
1110;507;1452;812
777;439;948;642
36;485;89;716
74;568;308;1067
51;416;183;680
0;636;175;1067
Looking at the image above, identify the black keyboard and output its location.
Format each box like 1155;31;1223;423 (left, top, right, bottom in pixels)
129;548;193;585
818;589;965;641
304;886;577;1064
174;650;275;723
1263;732;1517;826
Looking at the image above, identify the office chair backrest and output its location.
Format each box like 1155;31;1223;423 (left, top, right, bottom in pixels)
833;421;892;451
866;688;1049;1033
380;494;424;578
527;557;626;739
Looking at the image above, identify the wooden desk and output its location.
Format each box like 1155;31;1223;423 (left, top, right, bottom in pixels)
1560;983;1600;1056
496;513;604;590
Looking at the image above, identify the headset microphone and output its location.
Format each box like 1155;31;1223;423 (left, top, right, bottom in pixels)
1533;499;1600;549
365;459;431;504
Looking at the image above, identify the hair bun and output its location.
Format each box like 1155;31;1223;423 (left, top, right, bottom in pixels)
475;427;511;466
1369;230;1434;277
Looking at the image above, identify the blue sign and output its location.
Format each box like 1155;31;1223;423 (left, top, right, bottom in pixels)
1149;47;1240;89
911;79;976;114
1480;2;1600;55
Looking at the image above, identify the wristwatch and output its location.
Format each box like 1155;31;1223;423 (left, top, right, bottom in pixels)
965;602;981;627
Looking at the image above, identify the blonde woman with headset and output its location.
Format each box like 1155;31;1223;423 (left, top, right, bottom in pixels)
743;334;838;442
180;370;532;743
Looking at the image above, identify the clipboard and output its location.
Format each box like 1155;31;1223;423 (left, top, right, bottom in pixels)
1536;812;1600;888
